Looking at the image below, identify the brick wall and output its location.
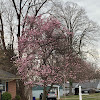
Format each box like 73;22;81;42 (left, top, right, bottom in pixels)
8;80;16;99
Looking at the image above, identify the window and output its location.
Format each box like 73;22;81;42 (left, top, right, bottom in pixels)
0;80;5;91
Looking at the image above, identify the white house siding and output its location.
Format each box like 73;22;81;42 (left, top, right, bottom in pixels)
97;81;100;89
59;89;63;96
63;88;75;95
32;90;43;98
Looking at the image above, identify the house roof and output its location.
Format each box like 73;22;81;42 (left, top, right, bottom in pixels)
65;80;100;89
65;83;78;88
0;69;20;81
79;80;100;89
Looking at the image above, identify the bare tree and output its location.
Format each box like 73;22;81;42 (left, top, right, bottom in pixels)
10;0;49;39
5;8;15;50
50;1;99;56
0;0;17;72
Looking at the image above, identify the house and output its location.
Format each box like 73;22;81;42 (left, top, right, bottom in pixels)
63;82;78;95
0;69;20;99
32;85;63;99
79;80;100;90
64;80;100;95
78;80;100;93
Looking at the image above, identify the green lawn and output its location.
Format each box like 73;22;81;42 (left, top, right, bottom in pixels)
60;93;100;100
36;93;100;100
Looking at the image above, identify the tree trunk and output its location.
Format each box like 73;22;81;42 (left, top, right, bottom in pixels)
69;81;73;95
42;86;47;100
16;80;28;100
27;87;33;100
63;76;66;96
0;13;6;50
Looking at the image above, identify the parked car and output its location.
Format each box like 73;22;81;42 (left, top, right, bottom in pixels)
47;91;57;100
82;89;89;94
39;92;57;100
95;89;100;93
82;88;96;94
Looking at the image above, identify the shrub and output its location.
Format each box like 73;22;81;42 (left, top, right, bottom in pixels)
89;89;96;94
2;92;12;100
15;95;21;100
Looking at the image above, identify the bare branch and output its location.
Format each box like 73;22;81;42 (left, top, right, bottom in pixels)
11;0;19;18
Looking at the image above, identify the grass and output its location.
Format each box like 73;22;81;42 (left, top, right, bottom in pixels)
36;93;100;100
60;93;100;100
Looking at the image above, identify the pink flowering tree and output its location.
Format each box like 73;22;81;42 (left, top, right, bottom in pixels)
65;55;95;94
57;52;95;95
16;15;71;100
53;37;95;95
16;15;95;98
